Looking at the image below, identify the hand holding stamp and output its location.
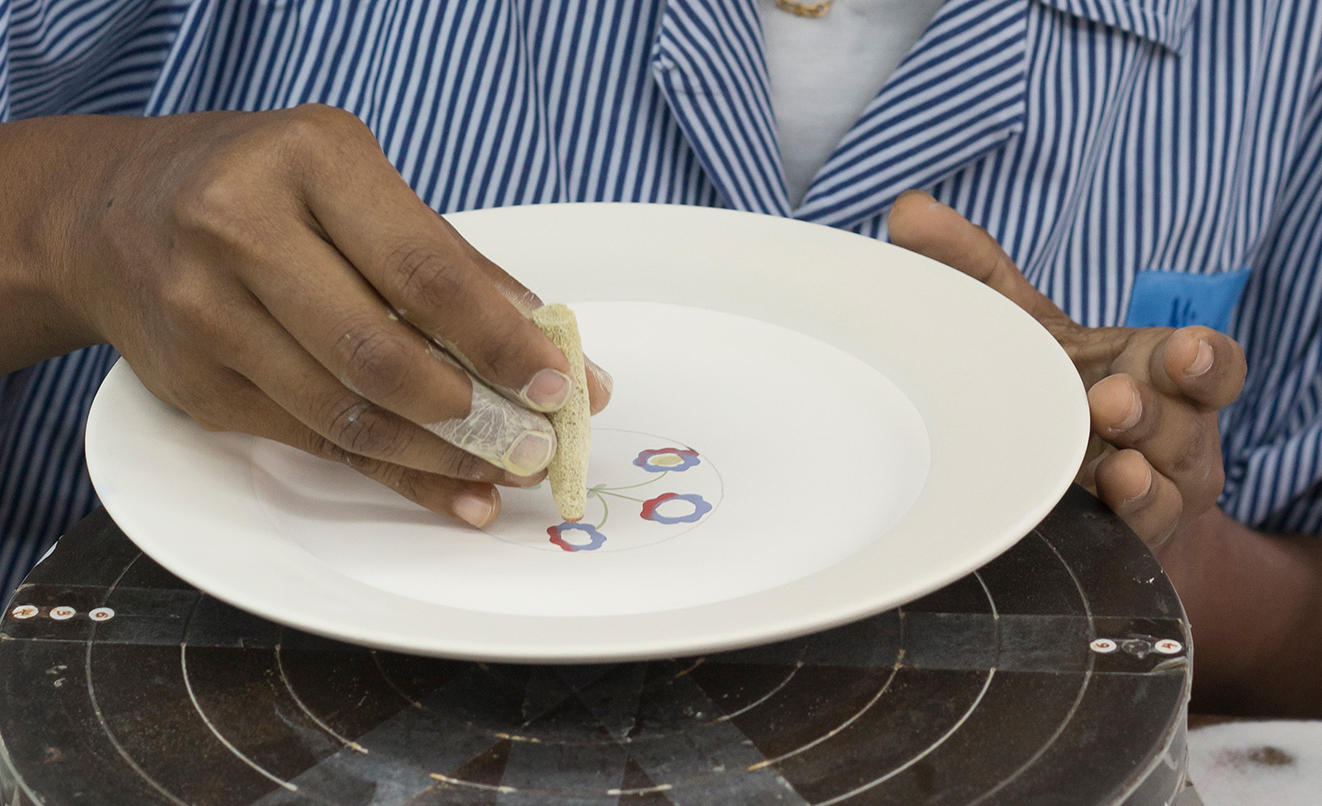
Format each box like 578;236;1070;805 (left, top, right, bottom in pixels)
532;304;592;521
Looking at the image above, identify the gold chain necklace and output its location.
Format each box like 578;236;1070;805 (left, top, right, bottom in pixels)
774;0;835;18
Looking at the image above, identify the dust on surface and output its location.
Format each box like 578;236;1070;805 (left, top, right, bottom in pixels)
1218;745;1297;769
1245;746;1296;767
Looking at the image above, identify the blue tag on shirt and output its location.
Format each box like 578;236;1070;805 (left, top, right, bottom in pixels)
1123;268;1251;332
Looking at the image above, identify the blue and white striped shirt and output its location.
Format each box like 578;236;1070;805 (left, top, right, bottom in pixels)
2;0;1321;602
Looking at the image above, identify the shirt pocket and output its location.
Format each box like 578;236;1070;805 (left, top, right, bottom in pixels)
1123;268;1252;332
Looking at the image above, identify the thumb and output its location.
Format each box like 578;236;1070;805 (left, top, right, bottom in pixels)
888;190;1071;330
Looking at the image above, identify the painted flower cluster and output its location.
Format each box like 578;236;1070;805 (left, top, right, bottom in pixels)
547;447;714;552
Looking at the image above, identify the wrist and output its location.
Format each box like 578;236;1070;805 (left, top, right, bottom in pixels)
0;115;149;370
1153;510;1251;703
1167;508;1322;715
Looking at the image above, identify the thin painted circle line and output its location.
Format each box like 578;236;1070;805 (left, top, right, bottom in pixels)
973;568;1001;637
367;651;567;732
966;531;1099;805
813;570;1002;802
0;731;45;804
816;668;997;805
274;637;368;755
85;645;191;806
368;649;428;711
82;553;193;806
178;599;300;794
708;654;806;723
729;610;907;773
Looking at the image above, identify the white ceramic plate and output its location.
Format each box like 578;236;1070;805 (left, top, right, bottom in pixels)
85;203;1087;662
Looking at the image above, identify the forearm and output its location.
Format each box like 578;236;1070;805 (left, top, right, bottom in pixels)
0;115;146;374
1162;506;1322;716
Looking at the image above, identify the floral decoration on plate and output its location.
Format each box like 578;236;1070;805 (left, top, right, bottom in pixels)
640;492;713;525
539;437;721;553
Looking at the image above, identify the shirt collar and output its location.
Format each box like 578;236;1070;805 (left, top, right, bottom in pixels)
1033;0;1201;53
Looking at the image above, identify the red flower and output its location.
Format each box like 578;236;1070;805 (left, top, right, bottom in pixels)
547;522;607;552
640;493;713;524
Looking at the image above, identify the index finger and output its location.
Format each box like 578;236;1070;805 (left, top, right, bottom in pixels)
294;109;575;413
1147;325;1246;411
888;190;1074;330
445;226;615;415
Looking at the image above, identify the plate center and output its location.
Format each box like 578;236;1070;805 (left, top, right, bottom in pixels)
250;302;931;617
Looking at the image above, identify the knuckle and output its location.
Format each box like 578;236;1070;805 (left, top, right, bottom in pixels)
387;469;425;502
1164;491;1185;531
1129;387;1164;441
303;431;354;465
158;271;211;326
320;398;404;459
1151;509;1183;549
178;389;221;428
267;105;378;183
446;448;498;480
474;315;536;381
170;371;238;431
171;170;267;253
158;277;247;357
171;172;236;230
354;455;414;496
389;243;467;310
275;103;369;152
335;322;410;401
1168;416;1212;476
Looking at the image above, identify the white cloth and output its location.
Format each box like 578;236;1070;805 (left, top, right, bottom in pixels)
1188;720;1322;806
759;0;946;206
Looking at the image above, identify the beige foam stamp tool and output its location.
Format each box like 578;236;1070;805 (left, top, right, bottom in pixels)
531;303;591;521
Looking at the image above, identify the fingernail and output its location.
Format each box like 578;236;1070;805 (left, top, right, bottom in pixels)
454;490;495;528
522;368;574;411
505;430;555;476
1115;386;1142;432
1122;465;1154;509
501;470;545;487
1186;339;1214;378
